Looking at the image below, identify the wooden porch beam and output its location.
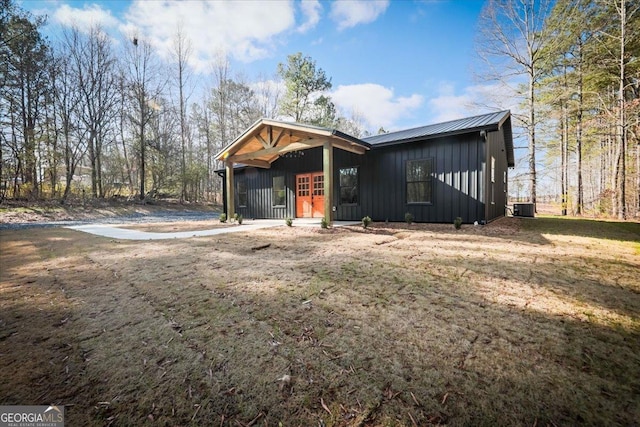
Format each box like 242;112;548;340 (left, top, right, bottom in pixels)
238;158;271;169
225;161;235;218
228;139;325;162
256;126;286;149
272;127;286;147
331;139;368;155
256;133;270;149
323;140;334;224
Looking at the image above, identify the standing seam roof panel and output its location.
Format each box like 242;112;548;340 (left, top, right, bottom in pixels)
363;110;510;146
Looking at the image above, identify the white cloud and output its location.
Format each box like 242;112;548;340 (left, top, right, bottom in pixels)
53;4;119;32
427;82;521;123
121;1;296;72
298;0;322;33
427;83;473;122
331;83;423;129
330;0;389;30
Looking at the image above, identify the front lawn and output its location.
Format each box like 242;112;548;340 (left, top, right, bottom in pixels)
1;216;638;426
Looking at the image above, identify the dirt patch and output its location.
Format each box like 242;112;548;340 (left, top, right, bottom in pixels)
1;217;638;426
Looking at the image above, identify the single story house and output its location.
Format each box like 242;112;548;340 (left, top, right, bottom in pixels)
215;110;514;224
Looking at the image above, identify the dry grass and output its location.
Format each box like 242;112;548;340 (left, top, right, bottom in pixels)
1;216;639;426
118;220;230;233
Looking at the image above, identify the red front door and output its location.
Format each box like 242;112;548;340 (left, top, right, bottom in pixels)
296;173;324;218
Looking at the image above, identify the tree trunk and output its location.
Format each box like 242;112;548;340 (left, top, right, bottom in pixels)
636;140;640;216
96;140;103;198
62;140;73;201
561;99;568;216
576;38;584;215
88;132;97;198
528;69;537;208
139;112;145;200
617;0;626;219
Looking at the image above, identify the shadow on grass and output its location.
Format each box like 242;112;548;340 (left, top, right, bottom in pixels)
2;223;639;426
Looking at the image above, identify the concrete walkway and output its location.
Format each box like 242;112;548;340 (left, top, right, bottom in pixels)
65;219;358;240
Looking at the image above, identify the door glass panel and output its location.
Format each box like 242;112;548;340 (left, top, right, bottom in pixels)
313;174;324;196
297;176;310;196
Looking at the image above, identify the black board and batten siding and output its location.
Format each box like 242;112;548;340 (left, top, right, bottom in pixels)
334;132;487;223
229;147;324;219
221;111;513;224
485;129;509;222
228;132;499;224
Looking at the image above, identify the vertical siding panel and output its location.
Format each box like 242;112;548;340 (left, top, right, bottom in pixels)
485;130;508;222
461;139;470;223
394;150;401;221
229;123;510;224
423;143;430;221
467;139;474;222
477;134;484;223
437;143;445;222
387;150;393;221
452;141;461;221
479;134;486;222
366;152;376;220
364;153;373;220
363;153;370;219
469;140;478;222
377;151;385;220
430;144;435;222
469;138;475;222
448;141;453;221
444;140;452;222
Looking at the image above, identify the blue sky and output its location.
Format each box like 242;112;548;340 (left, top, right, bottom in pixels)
21;0;502;133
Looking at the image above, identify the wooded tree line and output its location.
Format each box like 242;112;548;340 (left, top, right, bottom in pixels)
478;0;639;219
0;0;365;203
2;0;637;218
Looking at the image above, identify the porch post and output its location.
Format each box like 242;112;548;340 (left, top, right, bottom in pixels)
323;140;334;224
225;161;235;218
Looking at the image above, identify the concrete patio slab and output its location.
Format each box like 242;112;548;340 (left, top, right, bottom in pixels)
65;219;359;240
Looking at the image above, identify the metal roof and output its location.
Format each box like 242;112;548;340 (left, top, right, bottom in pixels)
216;111;514;169
362;110;514;167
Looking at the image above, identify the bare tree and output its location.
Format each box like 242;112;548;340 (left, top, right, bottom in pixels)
124;35;164;200
51;52;87;200
476;0;557;209
190;99;215;201
253;75;283;119
170;26;193;202
605;0;638;219
65;26;119;198
588;0;639;218
115;71;134;195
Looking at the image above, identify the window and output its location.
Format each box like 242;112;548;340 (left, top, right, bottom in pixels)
503;171;507;193
339;167;358;204
491;156;496;183
237;180;247;207
491;156;496;204
406;159;433;204
273;176;285;206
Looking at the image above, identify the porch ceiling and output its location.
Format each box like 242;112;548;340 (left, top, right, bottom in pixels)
214;119;370;168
